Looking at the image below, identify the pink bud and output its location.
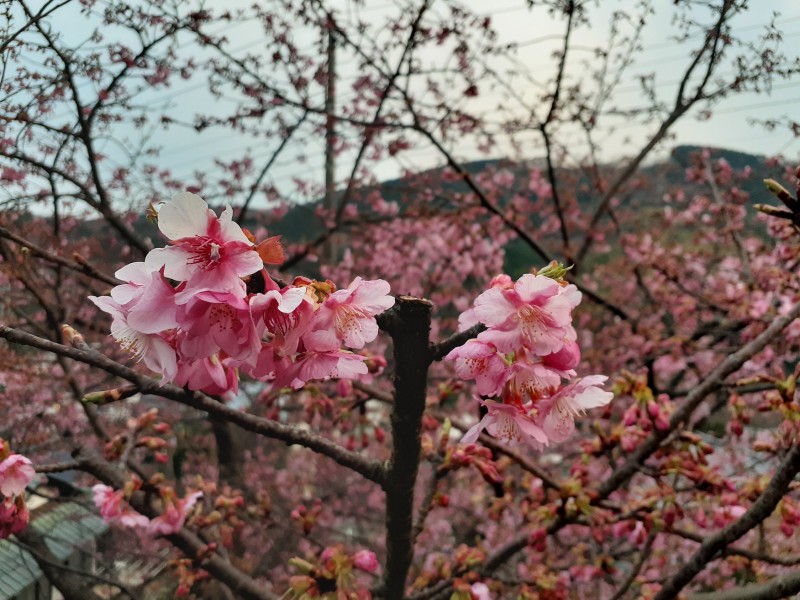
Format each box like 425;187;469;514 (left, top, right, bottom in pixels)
353;549;379;573
655;414;671;431
622;405;639;427
646;401;660;418
320;546;337;564
470;582;491;600
337;379;353;397
528;527;547;552
489;274;513;289
543;339;581;371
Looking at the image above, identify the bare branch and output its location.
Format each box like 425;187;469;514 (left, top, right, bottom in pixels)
0;325;387;485
654;445;800;600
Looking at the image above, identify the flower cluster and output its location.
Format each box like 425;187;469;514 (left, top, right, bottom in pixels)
92;482;202;536
447;268;612;446
288;545;379;598
0;440;35;538
90;193;394;396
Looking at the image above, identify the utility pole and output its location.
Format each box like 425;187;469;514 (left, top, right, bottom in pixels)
323;23;336;263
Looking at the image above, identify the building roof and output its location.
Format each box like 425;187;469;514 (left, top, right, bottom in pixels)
0;501;108;600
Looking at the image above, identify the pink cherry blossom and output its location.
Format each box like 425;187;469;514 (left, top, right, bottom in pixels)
470;582;492;600
0;454;35;497
308;277;395;349
110;262;179;334
461;400;548;447
256;285;310;354
457;274;513;332
148;491;203;536
353;549;379;573
473;274;581;355
278;346;368;389
542;338;581;374
89;294;178;383
537;375;613;443
0;496;28;539
92;484;150;529
178;290;262;363
507;357;562;401
145;192;263;301
445;340;511;396
173;355;238;396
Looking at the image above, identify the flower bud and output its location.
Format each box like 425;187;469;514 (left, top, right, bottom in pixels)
353;549;379;573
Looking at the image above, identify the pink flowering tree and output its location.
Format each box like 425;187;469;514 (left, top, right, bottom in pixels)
2;1;800;600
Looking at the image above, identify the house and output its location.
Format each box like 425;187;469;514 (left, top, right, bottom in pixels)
0;501;108;600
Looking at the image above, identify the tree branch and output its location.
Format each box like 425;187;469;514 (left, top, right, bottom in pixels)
0;224;118;286
654;444;800;600
73;448;278;600
598;301;800;502
687;569;800;600
428;323;485;362
574;0;736;268
379;295;433;599
0;325;386;485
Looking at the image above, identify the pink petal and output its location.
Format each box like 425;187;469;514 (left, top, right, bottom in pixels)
516;417;550;445
145;246;195;281
342;317;378;349
460;419;486;444
570;385;614;411
351;278;395;313
473;288;516;327
332;354;369;379
277;287;307;313
515;274;559;303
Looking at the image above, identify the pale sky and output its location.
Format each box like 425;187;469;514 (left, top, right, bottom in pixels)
13;0;800;211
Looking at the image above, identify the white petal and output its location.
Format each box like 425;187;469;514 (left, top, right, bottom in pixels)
114;262;152;285
278;287;307;313
218;203;251;244
460;420;485;444
157;192;210;240
571;386;614;411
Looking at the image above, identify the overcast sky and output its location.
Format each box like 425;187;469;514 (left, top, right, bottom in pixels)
19;0;800;210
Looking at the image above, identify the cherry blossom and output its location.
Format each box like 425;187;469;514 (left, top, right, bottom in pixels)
353;549;379;573
92;484;150;529
149;491;203;536
308;277;395;349
0;497;28;539
89;294;179;383
449;270;611;448
542;338;581;374
109;262;179;334
145;192;263;300
461;400;548;447
178;290;263;363
537;375;614;443
473;274;580;355
445;340;511;396
0;454;35;497
507;357;562;401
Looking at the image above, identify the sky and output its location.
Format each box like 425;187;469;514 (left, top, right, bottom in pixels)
14;0;800;210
